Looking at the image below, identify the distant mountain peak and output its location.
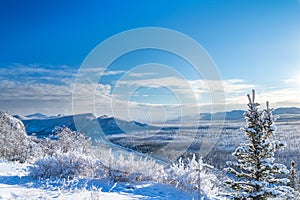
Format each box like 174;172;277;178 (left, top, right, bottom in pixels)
273;107;300;115
20;113;153;137
25;113;49;119
57;114;64;118
99;114;110;119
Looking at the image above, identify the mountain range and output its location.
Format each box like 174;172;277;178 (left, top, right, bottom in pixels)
167;107;300;123
14;113;153;137
14;107;300;137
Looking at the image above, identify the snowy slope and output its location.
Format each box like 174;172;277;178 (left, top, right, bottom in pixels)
0;160;193;200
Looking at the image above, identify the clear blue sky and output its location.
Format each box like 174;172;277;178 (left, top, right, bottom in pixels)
1;0;300;118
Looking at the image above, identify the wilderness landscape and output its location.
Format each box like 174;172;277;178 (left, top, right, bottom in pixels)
1;1;300;199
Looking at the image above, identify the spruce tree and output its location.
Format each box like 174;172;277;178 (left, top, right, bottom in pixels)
225;90;293;199
289;161;297;191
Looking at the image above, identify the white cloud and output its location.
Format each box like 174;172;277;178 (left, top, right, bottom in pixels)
1;64;300;121
126;72;157;77
102;70;125;76
113;76;254;104
0;64;76;77
96;84;111;96
75;67;125;77
283;79;295;84
0;80;71;100
0;64;118;116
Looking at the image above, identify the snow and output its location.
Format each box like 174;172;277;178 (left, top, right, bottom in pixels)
226;90;294;199
0;160;192;200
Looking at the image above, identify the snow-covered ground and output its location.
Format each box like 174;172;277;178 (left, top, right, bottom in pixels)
0;160;193;200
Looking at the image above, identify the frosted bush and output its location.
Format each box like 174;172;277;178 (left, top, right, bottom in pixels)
0;111;32;163
54;127;91;154
164;155;222;199
93;145;165;182
42;127;91;156
109;154;165;182
29;151;97;179
92;144;223;198
29;145;164;182
28;127;222;199
29;128;101;179
31;127;92;159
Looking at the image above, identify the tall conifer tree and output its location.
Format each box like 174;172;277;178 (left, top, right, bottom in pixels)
225;90;293;199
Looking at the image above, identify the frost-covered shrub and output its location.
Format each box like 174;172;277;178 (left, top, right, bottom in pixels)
34;127;92;158
164;154;222;199
93;146;165;182
28;127;98;179
28;127;97;179
109;154;164;182
54;127;91;154
29;144;164;182
29;151;97;179
0;111;32;162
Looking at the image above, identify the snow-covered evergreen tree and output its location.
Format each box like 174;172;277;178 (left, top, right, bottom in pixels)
225;90;293;199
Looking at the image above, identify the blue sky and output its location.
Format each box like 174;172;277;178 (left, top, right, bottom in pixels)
1;0;300;121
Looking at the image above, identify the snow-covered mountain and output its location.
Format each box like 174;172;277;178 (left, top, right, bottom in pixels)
202;107;300;121
19;107;300;137
166;110;244;123
200;110;244;121
167;107;300;123
14;113;62;120
201;108;300;121
273;107;300;115
21;113;153;137
25;113;52;119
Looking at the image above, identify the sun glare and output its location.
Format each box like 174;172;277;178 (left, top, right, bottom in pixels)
295;73;300;86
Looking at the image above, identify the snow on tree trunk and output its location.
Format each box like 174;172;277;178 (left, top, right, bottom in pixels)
225;90;293;199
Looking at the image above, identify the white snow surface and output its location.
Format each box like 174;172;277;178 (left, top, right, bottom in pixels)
0;160;192;200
